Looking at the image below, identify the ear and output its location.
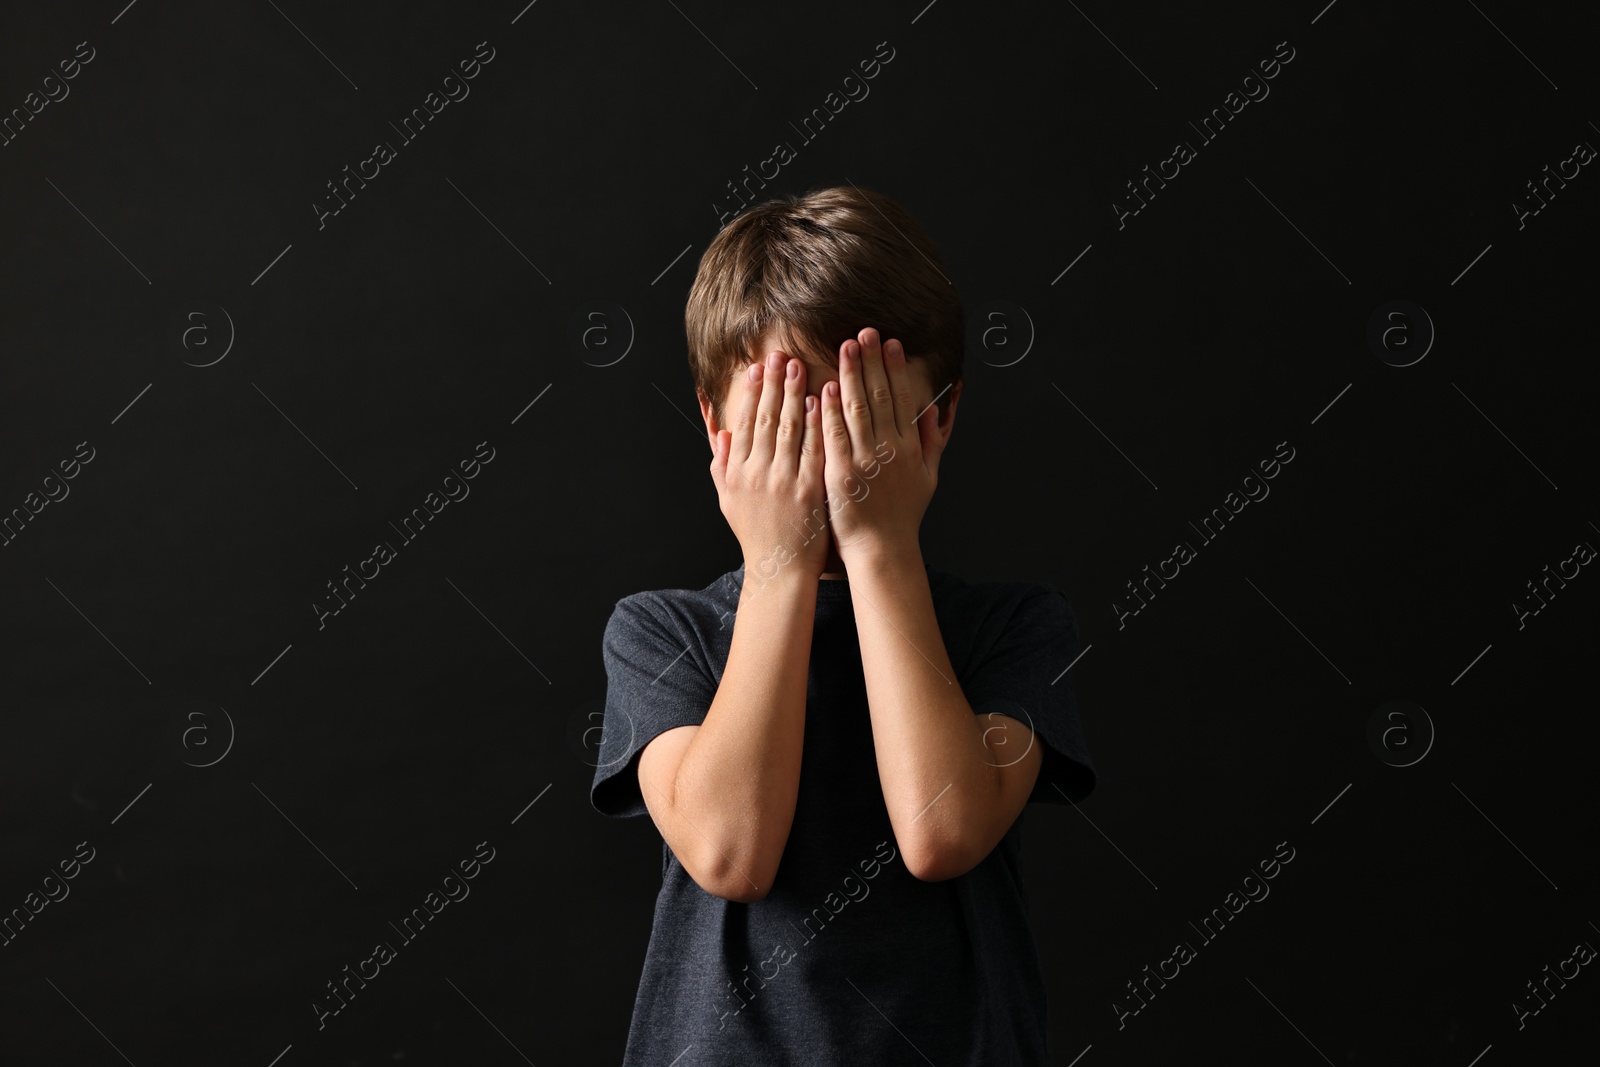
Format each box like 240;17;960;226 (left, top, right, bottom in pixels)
934;379;962;446
697;388;719;455
918;378;962;472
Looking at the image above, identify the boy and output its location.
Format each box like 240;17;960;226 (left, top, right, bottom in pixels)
590;185;1097;1065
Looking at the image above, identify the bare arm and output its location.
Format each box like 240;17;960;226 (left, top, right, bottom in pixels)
638;346;830;903
847;550;1042;881
818;326;1041;881
639;572;817;902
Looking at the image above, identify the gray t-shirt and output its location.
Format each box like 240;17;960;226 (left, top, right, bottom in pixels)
591;561;1097;1066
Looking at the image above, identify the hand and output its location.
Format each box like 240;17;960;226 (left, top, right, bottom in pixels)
820;327;946;562
710;349;831;584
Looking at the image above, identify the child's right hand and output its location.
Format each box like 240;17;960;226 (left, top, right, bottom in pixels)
710;349;830;583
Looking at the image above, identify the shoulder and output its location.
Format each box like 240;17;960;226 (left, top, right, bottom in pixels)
604;568;742;646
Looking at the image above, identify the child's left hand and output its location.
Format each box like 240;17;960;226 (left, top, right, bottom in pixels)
820;326;947;562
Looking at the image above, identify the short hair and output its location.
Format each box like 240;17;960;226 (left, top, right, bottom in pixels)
686;185;965;430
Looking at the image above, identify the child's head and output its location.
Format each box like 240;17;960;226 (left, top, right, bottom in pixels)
686;185;965;435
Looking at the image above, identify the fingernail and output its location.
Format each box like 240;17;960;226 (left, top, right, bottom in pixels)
805;395;816;413
749;363;762;382
787;359;799;379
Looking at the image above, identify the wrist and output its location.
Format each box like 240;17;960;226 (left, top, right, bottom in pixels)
742;551;823;591
839;536;923;574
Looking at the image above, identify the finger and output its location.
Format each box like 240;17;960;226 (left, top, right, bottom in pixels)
884;338;916;442
776;356;806;474
799;392;824;490
821;379;853;489
729;360;763;466
856;327;895;441
749;350;785;465
837;338;874;462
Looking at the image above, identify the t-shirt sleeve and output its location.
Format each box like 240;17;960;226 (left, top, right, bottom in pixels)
964;587;1097;805
590;592;718;819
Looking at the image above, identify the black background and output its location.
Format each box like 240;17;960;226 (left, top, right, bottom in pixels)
2;1;1595;1064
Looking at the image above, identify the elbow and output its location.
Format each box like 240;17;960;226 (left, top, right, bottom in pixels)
660;795;789;902
903;835;979;883
706;879;771;904
904;762;1011;881
692;847;779;903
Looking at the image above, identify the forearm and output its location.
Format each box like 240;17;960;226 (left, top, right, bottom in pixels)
850;547;996;877
670;568;815;899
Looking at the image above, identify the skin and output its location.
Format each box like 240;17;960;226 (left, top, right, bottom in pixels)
637;327;1043;901
702;323;946;578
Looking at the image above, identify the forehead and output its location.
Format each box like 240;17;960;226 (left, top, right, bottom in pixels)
747;325;826;364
